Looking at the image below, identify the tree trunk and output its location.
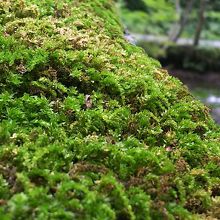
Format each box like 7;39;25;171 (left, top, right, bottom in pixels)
174;0;181;15
193;0;208;46
168;0;181;40
169;0;194;42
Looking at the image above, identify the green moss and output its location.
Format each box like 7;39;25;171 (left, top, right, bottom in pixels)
0;0;220;219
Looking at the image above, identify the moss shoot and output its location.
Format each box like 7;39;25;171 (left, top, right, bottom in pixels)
0;0;220;219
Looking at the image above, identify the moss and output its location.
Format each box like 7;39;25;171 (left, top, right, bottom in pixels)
0;0;220;219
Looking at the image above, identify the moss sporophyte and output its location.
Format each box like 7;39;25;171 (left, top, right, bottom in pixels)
0;0;220;219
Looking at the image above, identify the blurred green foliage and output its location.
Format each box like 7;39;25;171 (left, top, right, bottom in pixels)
118;0;176;35
119;0;220;40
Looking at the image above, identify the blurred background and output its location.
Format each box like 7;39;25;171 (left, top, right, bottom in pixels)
117;0;220;124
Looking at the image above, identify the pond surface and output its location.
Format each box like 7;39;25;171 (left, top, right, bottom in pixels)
193;88;220;124
168;69;220;124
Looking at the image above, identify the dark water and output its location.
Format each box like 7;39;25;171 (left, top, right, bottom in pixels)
193;88;220;124
169;69;220;124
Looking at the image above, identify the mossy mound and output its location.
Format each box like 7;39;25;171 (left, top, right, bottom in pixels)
0;0;220;219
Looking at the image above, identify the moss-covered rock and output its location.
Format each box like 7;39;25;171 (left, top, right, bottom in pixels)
0;0;220;219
